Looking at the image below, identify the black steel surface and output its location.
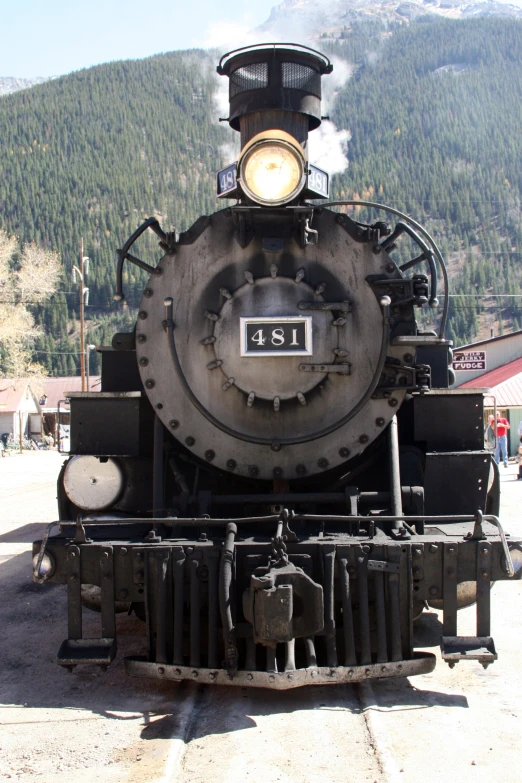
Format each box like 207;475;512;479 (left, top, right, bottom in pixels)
414;393;485;452
424;452;490;515
70;396;142;456
100;347;142;392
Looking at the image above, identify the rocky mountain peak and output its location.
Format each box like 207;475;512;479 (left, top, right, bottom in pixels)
0;77;52;97
258;0;522;39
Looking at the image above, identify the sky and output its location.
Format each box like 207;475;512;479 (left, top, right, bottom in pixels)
3;0;522;78
0;0;280;78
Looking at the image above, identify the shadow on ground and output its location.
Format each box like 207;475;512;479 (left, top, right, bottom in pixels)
0;522;51;544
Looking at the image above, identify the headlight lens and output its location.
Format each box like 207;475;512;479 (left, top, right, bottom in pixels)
239;131;305;206
32;553;55;580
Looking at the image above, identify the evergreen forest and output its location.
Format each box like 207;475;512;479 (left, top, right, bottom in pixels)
0;16;521;376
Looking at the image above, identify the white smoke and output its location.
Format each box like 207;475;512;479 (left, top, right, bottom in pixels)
308;121;351;175
310;55;352;175
365;49;382;68
213;72;230;120
219;139;241;166
322;56;353;114
212;76;241;166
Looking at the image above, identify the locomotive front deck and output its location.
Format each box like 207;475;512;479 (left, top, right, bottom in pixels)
33;506;518;688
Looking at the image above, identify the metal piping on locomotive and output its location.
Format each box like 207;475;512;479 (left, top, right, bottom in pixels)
33;43;522;687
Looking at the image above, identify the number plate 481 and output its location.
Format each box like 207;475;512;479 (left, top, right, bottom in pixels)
240;316;313;357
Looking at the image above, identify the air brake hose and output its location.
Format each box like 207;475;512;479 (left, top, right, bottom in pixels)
219;522;238;669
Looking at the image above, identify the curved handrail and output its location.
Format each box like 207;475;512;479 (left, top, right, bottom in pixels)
324;201;449;339
485;515;515;577
33;522;59;583
114;217;167;302
217;43;332;75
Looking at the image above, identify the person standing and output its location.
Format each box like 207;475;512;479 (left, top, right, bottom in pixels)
493;411;510;468
485;414;496;451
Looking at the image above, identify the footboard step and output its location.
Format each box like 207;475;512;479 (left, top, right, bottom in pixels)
57;638;116;670
441;635;497;669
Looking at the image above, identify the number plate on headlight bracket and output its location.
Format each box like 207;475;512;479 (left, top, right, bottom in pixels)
240;316;313;357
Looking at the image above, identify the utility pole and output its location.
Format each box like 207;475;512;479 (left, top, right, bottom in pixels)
72;240;90;392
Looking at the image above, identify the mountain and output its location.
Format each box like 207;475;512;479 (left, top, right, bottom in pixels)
258;0;522;39
0;77;52;96
0;17;521;375
325;17;522;344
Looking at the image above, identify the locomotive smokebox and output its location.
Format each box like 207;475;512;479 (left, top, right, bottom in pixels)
217;44;333;149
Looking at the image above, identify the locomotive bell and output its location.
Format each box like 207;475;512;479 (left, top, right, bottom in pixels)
217;44;332;205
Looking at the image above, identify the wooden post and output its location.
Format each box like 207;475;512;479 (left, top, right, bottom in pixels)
19;410;23;453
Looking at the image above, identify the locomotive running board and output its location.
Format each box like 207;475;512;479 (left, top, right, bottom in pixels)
57;638;116;670
124;652;436;689
440;636;497;669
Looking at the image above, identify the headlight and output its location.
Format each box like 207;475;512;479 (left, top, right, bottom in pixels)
239;130;306;206
33;553;55;580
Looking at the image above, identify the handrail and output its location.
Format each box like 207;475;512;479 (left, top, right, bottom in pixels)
324;201;449;339
114;217;166;302
217;43;332;74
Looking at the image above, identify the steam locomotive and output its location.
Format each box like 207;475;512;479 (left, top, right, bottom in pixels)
33;44;522;688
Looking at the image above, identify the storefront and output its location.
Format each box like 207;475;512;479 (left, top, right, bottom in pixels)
0;381;42;445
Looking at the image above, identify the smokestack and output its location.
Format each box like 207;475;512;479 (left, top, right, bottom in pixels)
217;44;333;152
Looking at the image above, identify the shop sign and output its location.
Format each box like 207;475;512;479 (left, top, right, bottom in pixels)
453;350;486;371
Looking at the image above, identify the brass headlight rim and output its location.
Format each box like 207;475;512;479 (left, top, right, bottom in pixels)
238;132;306;207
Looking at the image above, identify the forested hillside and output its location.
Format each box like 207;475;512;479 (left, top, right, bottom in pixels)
0;17;521;374
326;18;522;345
0;50;228;374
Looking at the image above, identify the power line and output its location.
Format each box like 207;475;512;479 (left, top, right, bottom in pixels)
448;294;522;297
32;350;84;355
0;299;139;308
